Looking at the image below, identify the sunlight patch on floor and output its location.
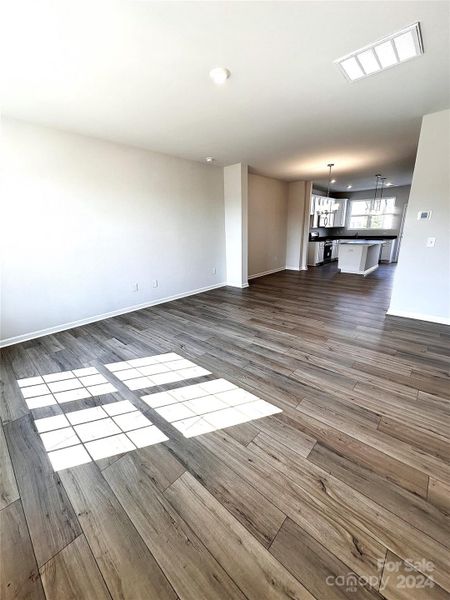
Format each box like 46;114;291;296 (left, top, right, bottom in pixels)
20;378;168;470
104;352;211;391
16;354;281;469
142;378;281;438
17;367;117;408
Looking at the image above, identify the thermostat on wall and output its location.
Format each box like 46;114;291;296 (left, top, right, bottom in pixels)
417;210;432;220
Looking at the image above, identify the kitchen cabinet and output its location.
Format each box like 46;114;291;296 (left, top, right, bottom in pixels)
333;199;347;227
338;241;383;275
331;240;339;260
380;239;396;263
311;195;347;228
312;196;333;227
308;242;324;266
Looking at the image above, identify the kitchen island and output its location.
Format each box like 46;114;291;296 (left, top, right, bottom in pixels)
337;240;383;276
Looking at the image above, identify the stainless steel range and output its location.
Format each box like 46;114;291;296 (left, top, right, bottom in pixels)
323;241;333;263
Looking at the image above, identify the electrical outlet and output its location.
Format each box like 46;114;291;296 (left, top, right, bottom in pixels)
426;237;436;248
212;267;216;275
152;280;158;288
132;283;139;292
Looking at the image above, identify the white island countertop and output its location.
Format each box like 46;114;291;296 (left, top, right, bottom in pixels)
338;240;383;276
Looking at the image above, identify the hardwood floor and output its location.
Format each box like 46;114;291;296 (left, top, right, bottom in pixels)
1;264;449;599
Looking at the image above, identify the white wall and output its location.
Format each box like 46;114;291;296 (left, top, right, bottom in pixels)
286;181;311;271
1;119;226;345
224;163;248;287
388;109;450;325
248;174;288;278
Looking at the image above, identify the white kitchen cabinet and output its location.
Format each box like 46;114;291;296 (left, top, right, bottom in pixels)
311;195;346;228
380;239;396;263
333;199;347;227
312;196;328;227
338;241;383;275
308;242;324;266
331;240;339;260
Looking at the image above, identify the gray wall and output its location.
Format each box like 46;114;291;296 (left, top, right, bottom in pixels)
248;173;288;277
388;109;450;324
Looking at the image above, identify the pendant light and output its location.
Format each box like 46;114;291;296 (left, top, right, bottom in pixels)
326;163;334;199
370;174;381;211
326;164;340;212
319;163;335;227
378;177;386;211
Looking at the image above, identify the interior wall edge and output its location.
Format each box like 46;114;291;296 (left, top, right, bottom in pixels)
385;309;450;326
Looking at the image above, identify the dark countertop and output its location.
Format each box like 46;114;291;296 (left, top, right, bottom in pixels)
309;235;397;242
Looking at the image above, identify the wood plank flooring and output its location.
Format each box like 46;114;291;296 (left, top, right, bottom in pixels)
1;264;450;599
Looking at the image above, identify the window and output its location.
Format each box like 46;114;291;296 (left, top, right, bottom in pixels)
348;197;396;229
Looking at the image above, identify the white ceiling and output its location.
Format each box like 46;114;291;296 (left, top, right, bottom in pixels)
2;1;450;191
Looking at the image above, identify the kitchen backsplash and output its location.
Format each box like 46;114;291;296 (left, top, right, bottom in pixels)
310;227;345;236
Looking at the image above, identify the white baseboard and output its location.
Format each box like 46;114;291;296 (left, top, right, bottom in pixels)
363;264;379;277
0;282;227;348
339;264;379;277
285;266;308;271
386;309;450;326
248;267;286;280
226;281;249;288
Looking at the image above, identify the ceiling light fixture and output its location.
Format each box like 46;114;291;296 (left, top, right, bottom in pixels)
347;185;352;189
370;174;388;211
317;163;338;226
205;157;215;164
370;174;382;211
335;22;423;82
326;164;335;199
378;177;387;211
209;67;231;85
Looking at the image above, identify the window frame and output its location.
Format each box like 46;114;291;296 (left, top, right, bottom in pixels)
347;197;396;230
